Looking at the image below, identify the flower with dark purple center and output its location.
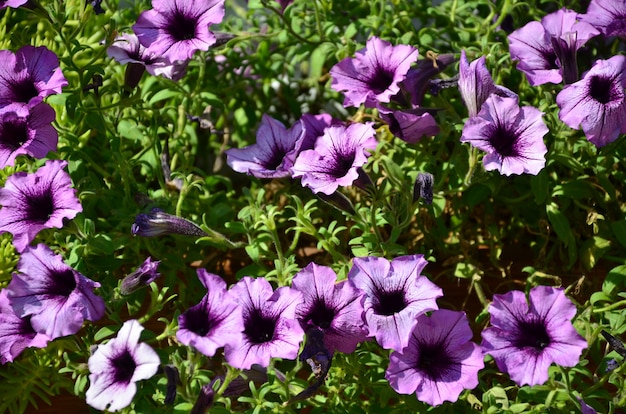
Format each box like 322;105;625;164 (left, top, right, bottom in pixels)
481;285;587;386
120;256;161;295
580;0;626;38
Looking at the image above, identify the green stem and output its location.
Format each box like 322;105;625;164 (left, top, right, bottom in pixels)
592;299;626;314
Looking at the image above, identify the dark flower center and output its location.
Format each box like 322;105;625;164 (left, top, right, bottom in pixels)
183;307;213;337
166;11;198;42
589;75;620;105
514;319;552;350
330;151;356;177
414;342;454;381
11;78;39;104
306;299;337;329
112;349;137;384
489;124;518;157
25;187;55;224
263;150;286;170
0;118;29;151
244;309;276;344
372;289;407;316
48;269;77;296
367;68;395;95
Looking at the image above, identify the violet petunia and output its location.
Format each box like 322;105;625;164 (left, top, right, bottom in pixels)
395;53;456;108
330;37;419;108
556;55;626;147
461;95;548;176
291;122;377;195
0;159;82;252
378;106;439;143
5;244;105;339
120;256;161;295
132;0;226;62
347;255;442;352
131;208;207;237
291;263;368;354
0;0;28;9
386;310;484;406
0;46;67;111
0;290;50;364
224;277;304;370
86;320;160;412
225;115;305;179
508;9;599;85
580;0;626;38
176;269;243;357
481;285;588;387
299;113;340;151
0;102;58;168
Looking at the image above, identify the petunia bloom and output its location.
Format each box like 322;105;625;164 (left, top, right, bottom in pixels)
291;122;377;195
176;269;243;357
132;0;226;62
481;285;588;386
395;53;456;107
378;106;439;143
0;102;58;168
120;256;161;295
131;208;207;237
5;244;105;339
556;55;626;147
460;95;548;176
86;320;160;412
224;277;304;370
580;0;626;38
0;159;82;252
225;115;305;179
508;9;599;85
330;36;419;108
347;255;442;352
386;310;484;406
291;263;368;354
0;290;50;364
0;0;27;9
0;46;67;111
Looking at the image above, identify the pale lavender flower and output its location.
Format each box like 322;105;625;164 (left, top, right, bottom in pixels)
556;55;626;147
347;255;442;352
0;160;82;252
386;310;484;406
0;102;58;168
481;285;588;386
291;263;368;354
86;320;160;411
291;122;377;195
120;256;161;295
580;0;626;38
0;290;50;364
330;37;419;108
132;0;226;62
131;208;207;237
508;9;600;85
5;244;105;339
177;269;243;357
461;95;548;176
0;0;28;9
0;46;67;111
225;115;305;179
224;277;304;370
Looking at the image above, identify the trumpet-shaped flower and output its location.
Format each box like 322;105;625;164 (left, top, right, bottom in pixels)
348;255;442;352
481;285;587;386
580;0;626;38
120;257;161;295
131;208;207;237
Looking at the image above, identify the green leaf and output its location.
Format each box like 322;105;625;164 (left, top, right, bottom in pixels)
117;119;144;141
530;170;548;204
546;203;573;247
611;220;626;249
94;326;116;342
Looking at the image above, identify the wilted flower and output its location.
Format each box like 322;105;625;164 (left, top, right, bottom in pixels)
0;160;82;252
133;0;226;62
386;310;484;406
5;244;105;339
348;255;442;352
394;53;456;107
413;172;434;204
131;208;207;237
330;36;419;108
580;0;626;38
224;277;304;370
225;115;305;179
556;55;626;147
481;285;588;386
86;320;160;412
120;256;161;295
461;95;548;176
291;122;377;195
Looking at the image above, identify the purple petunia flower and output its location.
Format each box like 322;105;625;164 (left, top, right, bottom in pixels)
0;102;58;168
458;50;518;118
120;256;161;295
461;95;548;176
86;319;160;411
132;0;226;62
5;244;105;339
0;46;67;111
0;159;82;252
378;106;439;143
347;255;442;352
225;115;305;179
224;277;304;370
176;269;243;357
131;208;207;237
394;53;456;108
580;0;626;38
556;55;626;147
481;285;588;386
0;0;27;10
386;310;484;406
508;9;599;85
330;37;419;108
291;263;368;354
291;122;377;195
0;290;50;364
300;113;340;151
